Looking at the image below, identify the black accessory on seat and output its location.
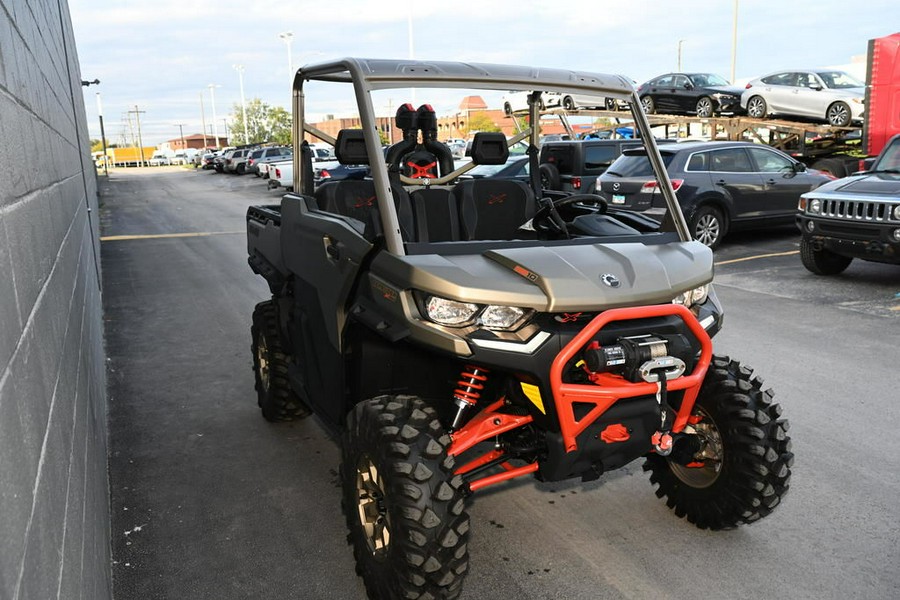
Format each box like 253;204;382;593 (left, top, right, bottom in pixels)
335;129;369;164
469;132;509;165
386;103;419;171
416;104;454;177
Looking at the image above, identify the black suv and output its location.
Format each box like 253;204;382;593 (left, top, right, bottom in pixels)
596;141;834;248
797;133;900;274
539;139;662;194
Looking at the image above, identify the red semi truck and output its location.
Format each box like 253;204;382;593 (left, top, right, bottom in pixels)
863;32;900;158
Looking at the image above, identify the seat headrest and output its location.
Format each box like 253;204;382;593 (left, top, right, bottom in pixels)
335;129;369;165
470;132;509;165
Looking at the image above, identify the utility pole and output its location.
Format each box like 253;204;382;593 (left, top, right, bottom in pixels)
96;93;108;176
175;123;186;155
200;92;208;148
128;105;146;166
222;119;230;144
677;39;685;72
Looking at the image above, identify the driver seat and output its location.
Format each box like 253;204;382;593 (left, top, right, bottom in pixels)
452;132;536;240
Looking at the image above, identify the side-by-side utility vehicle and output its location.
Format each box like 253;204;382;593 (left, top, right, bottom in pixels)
246;58;793;599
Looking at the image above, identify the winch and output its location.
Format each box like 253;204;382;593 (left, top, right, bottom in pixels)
582;333;694;384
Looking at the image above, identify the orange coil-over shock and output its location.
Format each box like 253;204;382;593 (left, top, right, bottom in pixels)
450;365;489;431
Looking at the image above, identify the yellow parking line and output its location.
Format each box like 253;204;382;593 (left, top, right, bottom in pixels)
715;250;799;266
100;231;243;242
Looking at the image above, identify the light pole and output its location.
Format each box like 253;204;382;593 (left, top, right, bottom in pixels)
233;64;248;144
279;31;294;75
731;0;739;82
199;92;208;149
208;83;221;149
96;92;108;176
677;39;685;71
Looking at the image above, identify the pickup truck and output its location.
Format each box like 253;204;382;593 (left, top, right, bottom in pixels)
266;158;296;190
797;132;900;274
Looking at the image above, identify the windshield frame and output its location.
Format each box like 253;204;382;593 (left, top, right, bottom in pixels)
292;58;692;255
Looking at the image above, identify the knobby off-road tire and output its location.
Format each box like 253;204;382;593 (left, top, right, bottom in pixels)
644;356;793;530
342;395;470;600
250;300;311;421
800;235;853;275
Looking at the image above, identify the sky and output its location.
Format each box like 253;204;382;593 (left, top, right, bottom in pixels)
69;0;899;146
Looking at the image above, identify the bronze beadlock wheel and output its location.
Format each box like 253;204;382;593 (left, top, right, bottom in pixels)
250;300;312;421
644;355;793;530
342;395;471;599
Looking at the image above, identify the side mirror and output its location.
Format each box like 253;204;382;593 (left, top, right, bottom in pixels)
793;162;807;173
810;84;823;91
683;83;693;90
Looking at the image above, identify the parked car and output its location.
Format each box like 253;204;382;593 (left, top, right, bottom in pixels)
797;133;900;274
313;162;369;186
637;73;745;117
559;91;620;111
461;156;530;183
596;141;835;248
147;153;171;167
247;146;290;176
224;148;252;174
539;138;675;194
267;159;295;190
741;70;865;127
501;90;560;115
213;147;234;173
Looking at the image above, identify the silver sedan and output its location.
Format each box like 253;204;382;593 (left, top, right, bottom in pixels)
741;70;865;127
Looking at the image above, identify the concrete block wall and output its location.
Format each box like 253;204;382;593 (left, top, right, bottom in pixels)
0;1;111;599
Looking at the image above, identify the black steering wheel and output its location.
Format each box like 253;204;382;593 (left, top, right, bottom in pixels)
532;193;608;236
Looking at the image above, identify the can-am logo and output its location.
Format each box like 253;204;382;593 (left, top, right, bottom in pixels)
600;273;620;288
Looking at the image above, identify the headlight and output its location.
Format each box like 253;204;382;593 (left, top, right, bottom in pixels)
672;284;709;307
893;205;900;220
480;305;527;330
425;296;479;326
422;294;532;330
809;198;822;214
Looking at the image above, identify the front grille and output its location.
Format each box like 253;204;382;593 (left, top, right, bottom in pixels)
821;199;892;222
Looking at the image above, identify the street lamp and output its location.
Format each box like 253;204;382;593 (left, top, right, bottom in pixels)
96;92;108;176
199;92;208;149
677;39;685;71
731;0;739;82
279;31;294;75
208;83;221;149
233;64;248;144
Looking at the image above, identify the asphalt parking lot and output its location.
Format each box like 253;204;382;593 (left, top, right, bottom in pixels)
100;167;899;599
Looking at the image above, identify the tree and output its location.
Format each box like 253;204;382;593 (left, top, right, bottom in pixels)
230;98;293;145
464;112;501;137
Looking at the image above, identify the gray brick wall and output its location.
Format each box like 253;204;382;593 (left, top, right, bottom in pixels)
0;0;111;599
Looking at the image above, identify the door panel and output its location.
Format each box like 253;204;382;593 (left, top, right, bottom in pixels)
280;193;376;423
708;148;766;221
746;147;811;218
